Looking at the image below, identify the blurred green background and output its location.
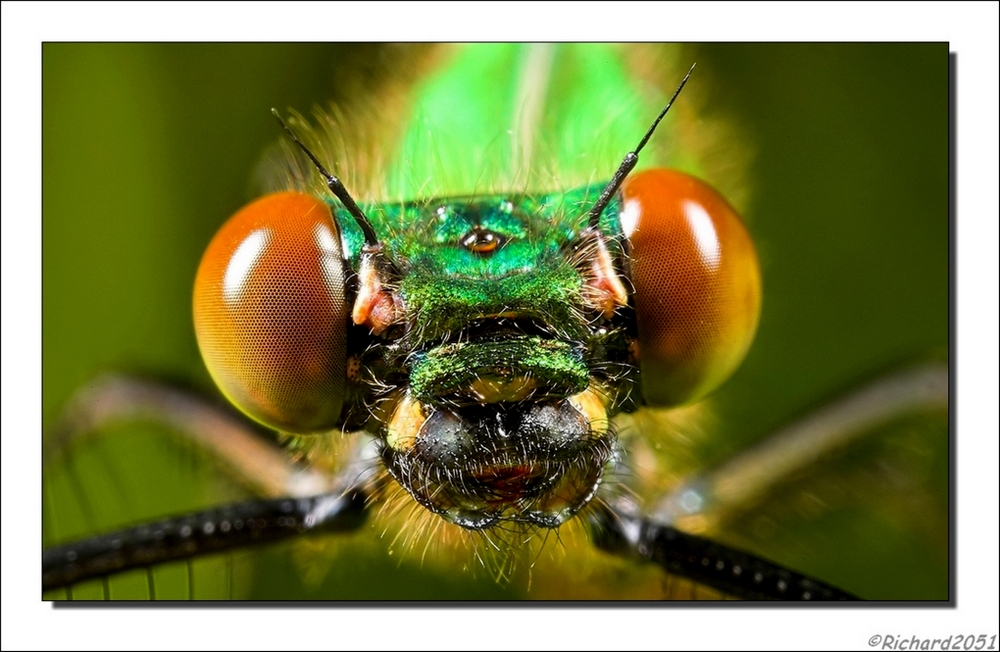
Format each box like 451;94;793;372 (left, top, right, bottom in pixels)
42;43;948;600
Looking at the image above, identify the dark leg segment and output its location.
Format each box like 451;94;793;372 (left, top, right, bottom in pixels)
43;489;368;592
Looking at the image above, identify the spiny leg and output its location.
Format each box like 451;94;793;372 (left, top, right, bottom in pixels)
43;375;369;597
42;487;370;592
45;374;333;498
655;363;948;531
590;362;948;600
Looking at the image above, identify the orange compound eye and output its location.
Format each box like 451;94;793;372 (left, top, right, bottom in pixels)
620;169;762;407
193;192;349;434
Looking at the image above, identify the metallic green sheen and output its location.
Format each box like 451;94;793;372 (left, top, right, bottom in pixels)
332;186;624;346
385;44;674;199
324;43;659;416
408;337;589;404
403;264;584;343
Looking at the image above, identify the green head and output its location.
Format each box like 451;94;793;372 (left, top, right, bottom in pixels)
334;183;634;529
197;44;759;532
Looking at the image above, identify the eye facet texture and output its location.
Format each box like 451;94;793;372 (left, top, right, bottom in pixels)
193;192;349;433
621;169;762;407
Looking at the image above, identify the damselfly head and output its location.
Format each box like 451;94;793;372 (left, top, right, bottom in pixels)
193;62;760;535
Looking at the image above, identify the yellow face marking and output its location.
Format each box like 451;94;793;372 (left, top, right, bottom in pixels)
568;386;610;436
385;393;427;452
468;375;540;403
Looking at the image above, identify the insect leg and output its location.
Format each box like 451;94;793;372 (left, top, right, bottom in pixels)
43;374;375;596
43;487;369;592
588;504;858;600
589;362;947;600
654;363;948;533
45;374;332;498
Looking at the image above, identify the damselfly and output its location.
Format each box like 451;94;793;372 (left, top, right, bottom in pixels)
42;43;949;600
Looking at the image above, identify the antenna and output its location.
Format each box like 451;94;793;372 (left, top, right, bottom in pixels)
271;109;381;247
586;63;696;230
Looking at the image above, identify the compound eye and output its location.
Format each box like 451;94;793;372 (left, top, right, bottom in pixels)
193;192;349;433
620;169;762;407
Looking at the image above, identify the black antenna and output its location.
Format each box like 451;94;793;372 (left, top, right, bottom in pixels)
271;109;380;247
586;63;696;230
